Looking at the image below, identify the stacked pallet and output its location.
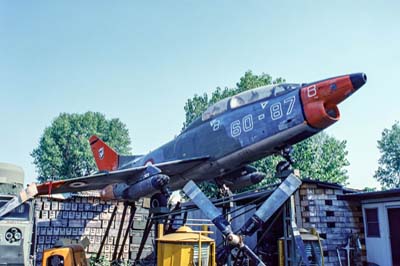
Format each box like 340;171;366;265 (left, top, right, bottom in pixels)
34;194;153;266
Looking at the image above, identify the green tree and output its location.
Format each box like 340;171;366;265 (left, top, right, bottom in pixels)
183;71;350;193
292;132;349;184
31;112;131;183
374;121;400;189
183;71;283;129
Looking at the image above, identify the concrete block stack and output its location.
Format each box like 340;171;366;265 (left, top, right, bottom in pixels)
33;194;154;266
298;182;365;266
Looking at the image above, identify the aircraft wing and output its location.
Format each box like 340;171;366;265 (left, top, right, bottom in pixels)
0;156;209;218
36;156;209;195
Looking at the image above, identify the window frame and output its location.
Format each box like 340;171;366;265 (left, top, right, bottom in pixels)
365;207;380;238
201;83;300;121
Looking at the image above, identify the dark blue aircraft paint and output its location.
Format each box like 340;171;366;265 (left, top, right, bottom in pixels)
0;72;366;209
137;84;306;166
0;73;367;219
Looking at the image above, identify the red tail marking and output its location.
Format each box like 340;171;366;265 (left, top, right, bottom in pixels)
89;135;119;171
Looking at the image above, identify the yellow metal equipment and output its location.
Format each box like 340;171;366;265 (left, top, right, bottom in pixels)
278;228;324;266
157;225;216;266
42;241;88;266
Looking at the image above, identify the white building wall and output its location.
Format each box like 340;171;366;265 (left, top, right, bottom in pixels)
362;200;400;266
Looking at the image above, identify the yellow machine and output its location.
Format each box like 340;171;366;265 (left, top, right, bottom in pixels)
42;244;88;266
278;228;324;266
42;238;89;266
157;225;215;266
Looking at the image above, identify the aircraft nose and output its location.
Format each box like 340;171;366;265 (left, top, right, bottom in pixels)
301;72;366;129
350;73;367;90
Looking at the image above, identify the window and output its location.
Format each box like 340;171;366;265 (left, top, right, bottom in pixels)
365;208;380;237
202;83;301;120
47;255;64;266
274;85;286;96
229;83;301;110
202;98;230;121
229;85;274;109
0;201;30;220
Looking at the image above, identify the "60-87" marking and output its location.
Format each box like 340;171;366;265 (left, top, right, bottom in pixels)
230;96;296;138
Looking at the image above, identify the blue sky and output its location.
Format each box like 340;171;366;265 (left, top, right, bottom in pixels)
0;1;399;188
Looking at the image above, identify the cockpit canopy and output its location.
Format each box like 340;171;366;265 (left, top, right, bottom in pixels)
201;83;301;121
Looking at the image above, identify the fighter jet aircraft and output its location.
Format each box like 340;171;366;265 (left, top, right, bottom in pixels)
0;72;367;214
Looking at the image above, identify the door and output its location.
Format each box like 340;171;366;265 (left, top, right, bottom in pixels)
388;208;400;266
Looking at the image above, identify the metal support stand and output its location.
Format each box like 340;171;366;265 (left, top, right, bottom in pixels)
232;250;245;266
112;203;129;261
135;207;170;263
220;184;234;266
117;203;137;261
96;205;118;262
135;212;154;262
114;202;136;264
96;202;137;265
164;202;183;234
283;201;292;266
282;196;310;266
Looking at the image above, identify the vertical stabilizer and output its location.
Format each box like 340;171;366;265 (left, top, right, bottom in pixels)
89;135;119;171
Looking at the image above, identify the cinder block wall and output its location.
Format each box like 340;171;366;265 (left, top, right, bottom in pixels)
32;183;366;266
33;195;153;266
298;182;365;266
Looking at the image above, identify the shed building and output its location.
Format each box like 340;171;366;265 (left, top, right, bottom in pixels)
340;189;400;266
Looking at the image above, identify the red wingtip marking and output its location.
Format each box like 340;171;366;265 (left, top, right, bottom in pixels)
36;180;65;195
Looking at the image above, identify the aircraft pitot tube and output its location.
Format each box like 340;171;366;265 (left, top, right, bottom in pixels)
100;174;170;201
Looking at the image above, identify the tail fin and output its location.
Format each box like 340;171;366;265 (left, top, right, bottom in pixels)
89;135;119;171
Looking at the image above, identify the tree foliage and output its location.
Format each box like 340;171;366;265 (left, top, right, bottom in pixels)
292;132;349;184
251;132;349;186
183;71;284;129
374;121;400;189
32;112;131;183
183;71;349;193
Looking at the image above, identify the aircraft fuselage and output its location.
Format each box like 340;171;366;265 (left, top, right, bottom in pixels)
121;73;366;190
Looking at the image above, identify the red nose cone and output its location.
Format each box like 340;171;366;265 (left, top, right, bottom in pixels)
301;73;366;129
